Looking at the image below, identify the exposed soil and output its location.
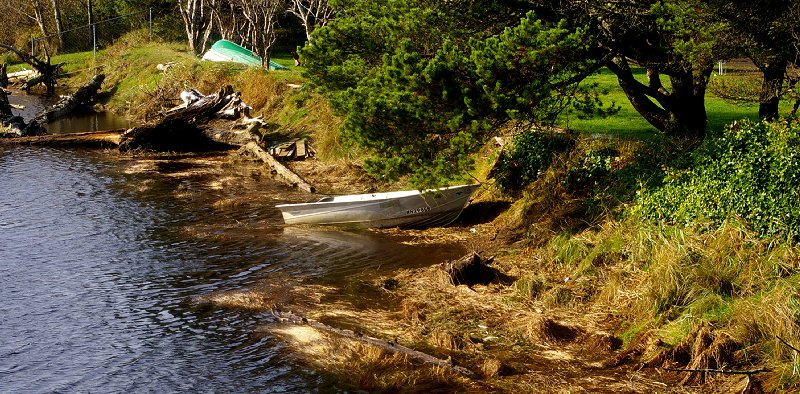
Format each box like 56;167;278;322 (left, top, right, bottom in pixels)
198;153;764;393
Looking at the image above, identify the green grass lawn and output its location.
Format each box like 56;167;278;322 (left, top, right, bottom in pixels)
2;50;96;74
3;43;301;80
561;67;777;139
5;39;785;141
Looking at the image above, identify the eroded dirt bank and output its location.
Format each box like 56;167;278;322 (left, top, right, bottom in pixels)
190;154;737;393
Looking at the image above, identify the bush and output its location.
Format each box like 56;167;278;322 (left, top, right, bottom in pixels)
491;130;575;195
634;117;800;240
562;147;617;193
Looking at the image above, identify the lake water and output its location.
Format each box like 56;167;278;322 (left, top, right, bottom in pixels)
7;91;131;133
0;146;462;392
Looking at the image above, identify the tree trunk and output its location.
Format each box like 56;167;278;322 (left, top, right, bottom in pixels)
288;0;334;41
51;0;64;48
664;69;711;137
608;56;710;139
32;74;104;124
32;0;49;38
756;59;787;120
1;63;8;88
238;0;284;71
1;86;12;119
179;0;214;54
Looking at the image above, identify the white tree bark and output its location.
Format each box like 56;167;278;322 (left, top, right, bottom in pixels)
211;0;239;41
178;0;215;54
237;0;286;69
32;0;49;38
287;0;334;41
50;0;64;47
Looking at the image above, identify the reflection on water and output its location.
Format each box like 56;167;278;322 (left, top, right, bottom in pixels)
6;90;130;133
6;91;58;120
0;147;462;392
46;108;131;134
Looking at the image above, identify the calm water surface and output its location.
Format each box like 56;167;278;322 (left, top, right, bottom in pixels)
8;91;131;133
0;146;461;392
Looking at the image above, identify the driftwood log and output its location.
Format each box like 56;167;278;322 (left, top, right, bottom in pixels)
0;74;105;137
1;87;29;136
1;87;10;119
0;129;122;148
33;74;105;124
241;141;316;193
119;86;317;194
273;310;476;378
0;63;8;88
119;85;248;152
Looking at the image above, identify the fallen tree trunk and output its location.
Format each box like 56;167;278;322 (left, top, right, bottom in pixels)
273;310;476;378
241;141;316;193
0;43;62;93
1;74;106;137
1;87;29;136
119;86;318;193
0;129;122;147
33;74;105;124
0;63;8;88
119;85;241;152
1;87;11;119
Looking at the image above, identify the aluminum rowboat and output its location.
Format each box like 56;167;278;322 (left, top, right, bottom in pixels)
275;184;479;229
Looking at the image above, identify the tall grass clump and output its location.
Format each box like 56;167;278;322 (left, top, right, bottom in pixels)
582;218;800;387
634;117;800;241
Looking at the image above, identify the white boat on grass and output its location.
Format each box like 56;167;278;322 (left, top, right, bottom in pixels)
276;184;480;229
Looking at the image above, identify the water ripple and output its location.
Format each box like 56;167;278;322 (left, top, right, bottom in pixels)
0;147;463;393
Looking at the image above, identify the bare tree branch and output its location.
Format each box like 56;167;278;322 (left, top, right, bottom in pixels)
178;0;215;54
236;0;286;69
0;42;62;93
287;0;334;41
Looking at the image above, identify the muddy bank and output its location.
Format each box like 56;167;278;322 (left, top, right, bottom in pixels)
3;70;752;393
185;157;705;392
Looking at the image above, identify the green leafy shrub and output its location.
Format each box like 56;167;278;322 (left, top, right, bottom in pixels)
491;130;575;194
562;147;618;193
634;118;800;240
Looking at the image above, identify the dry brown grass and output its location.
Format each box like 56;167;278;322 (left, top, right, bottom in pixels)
287;158;377;195
269;324;476;391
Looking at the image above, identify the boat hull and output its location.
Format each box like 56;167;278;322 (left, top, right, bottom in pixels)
275;184;479;229
201;40;289;71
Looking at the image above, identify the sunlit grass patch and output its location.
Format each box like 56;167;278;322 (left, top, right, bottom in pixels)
560;66;789;139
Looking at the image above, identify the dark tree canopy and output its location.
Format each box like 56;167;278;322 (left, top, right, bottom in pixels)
705;0;800;119
301;0;614;186
300;0;798;185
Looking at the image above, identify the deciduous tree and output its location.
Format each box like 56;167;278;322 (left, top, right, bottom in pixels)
50;0;64;46
178;0;214;54
236;0;285;69
287;0;334;41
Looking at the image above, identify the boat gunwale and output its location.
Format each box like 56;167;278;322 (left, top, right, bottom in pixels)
275;184;479;209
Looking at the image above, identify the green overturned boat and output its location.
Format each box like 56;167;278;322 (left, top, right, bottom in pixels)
201;39;289;71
